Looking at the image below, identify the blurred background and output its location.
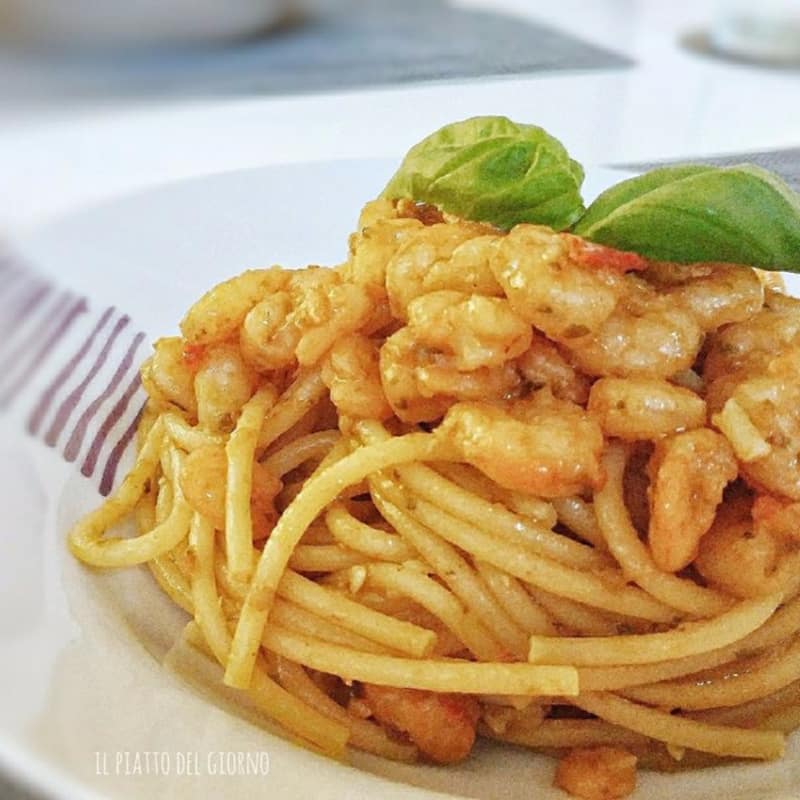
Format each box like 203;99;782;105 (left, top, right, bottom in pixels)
1;0;799;232
0;0;632;112
1;0;798;107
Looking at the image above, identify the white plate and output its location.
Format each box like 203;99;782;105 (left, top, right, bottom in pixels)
3;159;799;800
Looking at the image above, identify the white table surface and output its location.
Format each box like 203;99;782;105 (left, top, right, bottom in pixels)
2;0;799;235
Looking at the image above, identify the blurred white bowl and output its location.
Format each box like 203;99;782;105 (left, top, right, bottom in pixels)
0;0;294;47
711;0;800;63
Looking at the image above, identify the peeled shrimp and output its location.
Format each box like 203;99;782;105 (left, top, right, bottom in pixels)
379;327;520;424
321;334;392;421
438;394;605;498
490;225;639;341
728;375;800;500
181;267;289;346
588;378;706;441
240;268;376;372
360;684;479;764
194;343;258;433
564;280;703;379
647;429;737;573
704;291;800;400
752;494;800;543
405;290;532;370
343;198;425;288
385;222;502;317
180;444;282;540
145;337;198;416
515;332;591;405
554;746;637;800
645;261;763;331
695;496;782;598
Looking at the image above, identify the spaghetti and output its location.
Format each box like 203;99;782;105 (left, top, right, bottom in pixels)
69;195;800;798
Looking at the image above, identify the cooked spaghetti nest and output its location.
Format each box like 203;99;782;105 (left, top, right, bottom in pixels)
69;197;800;797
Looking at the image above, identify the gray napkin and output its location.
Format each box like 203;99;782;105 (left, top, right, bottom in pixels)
620;148;800;192
1;0;631;102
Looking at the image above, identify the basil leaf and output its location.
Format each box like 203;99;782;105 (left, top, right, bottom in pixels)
574;164;800;271
382;116;585;231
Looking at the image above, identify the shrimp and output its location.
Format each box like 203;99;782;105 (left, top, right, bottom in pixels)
438;394;605;498
345;213;425;289
515;331;591;405
705;299;800;499
379;327;521;424
405;290;532;370
360;684;479;764
588;378;707;441
489;225;638;341
355;197;401;228
704;290;800;400
564;279;703;379
181;267;289;346
180;445;282;540
713;341;800;500
554;747;637;800
385;222;502;317
194;343;258;433
645;261;763;331
321;334;392;421
646;428;737;573
695;496;784;598
752;494;800;542
240;292;298;372
743;371;800;457
239;268;376;372
143;337;198;416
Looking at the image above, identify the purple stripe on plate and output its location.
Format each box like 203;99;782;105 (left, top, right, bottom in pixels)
28;307;116;437
0;282;52;344
98;401;146;497
41;312;130;445
28;306;114;438
0;290;73;391
63;331;145;463
0;265;25;294
81;371;143;478
0;295;88;409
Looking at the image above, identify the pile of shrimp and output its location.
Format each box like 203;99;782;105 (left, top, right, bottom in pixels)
143;196;800;800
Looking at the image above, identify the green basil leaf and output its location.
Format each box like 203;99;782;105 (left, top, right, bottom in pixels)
382;116;585;231
573;164;800;271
